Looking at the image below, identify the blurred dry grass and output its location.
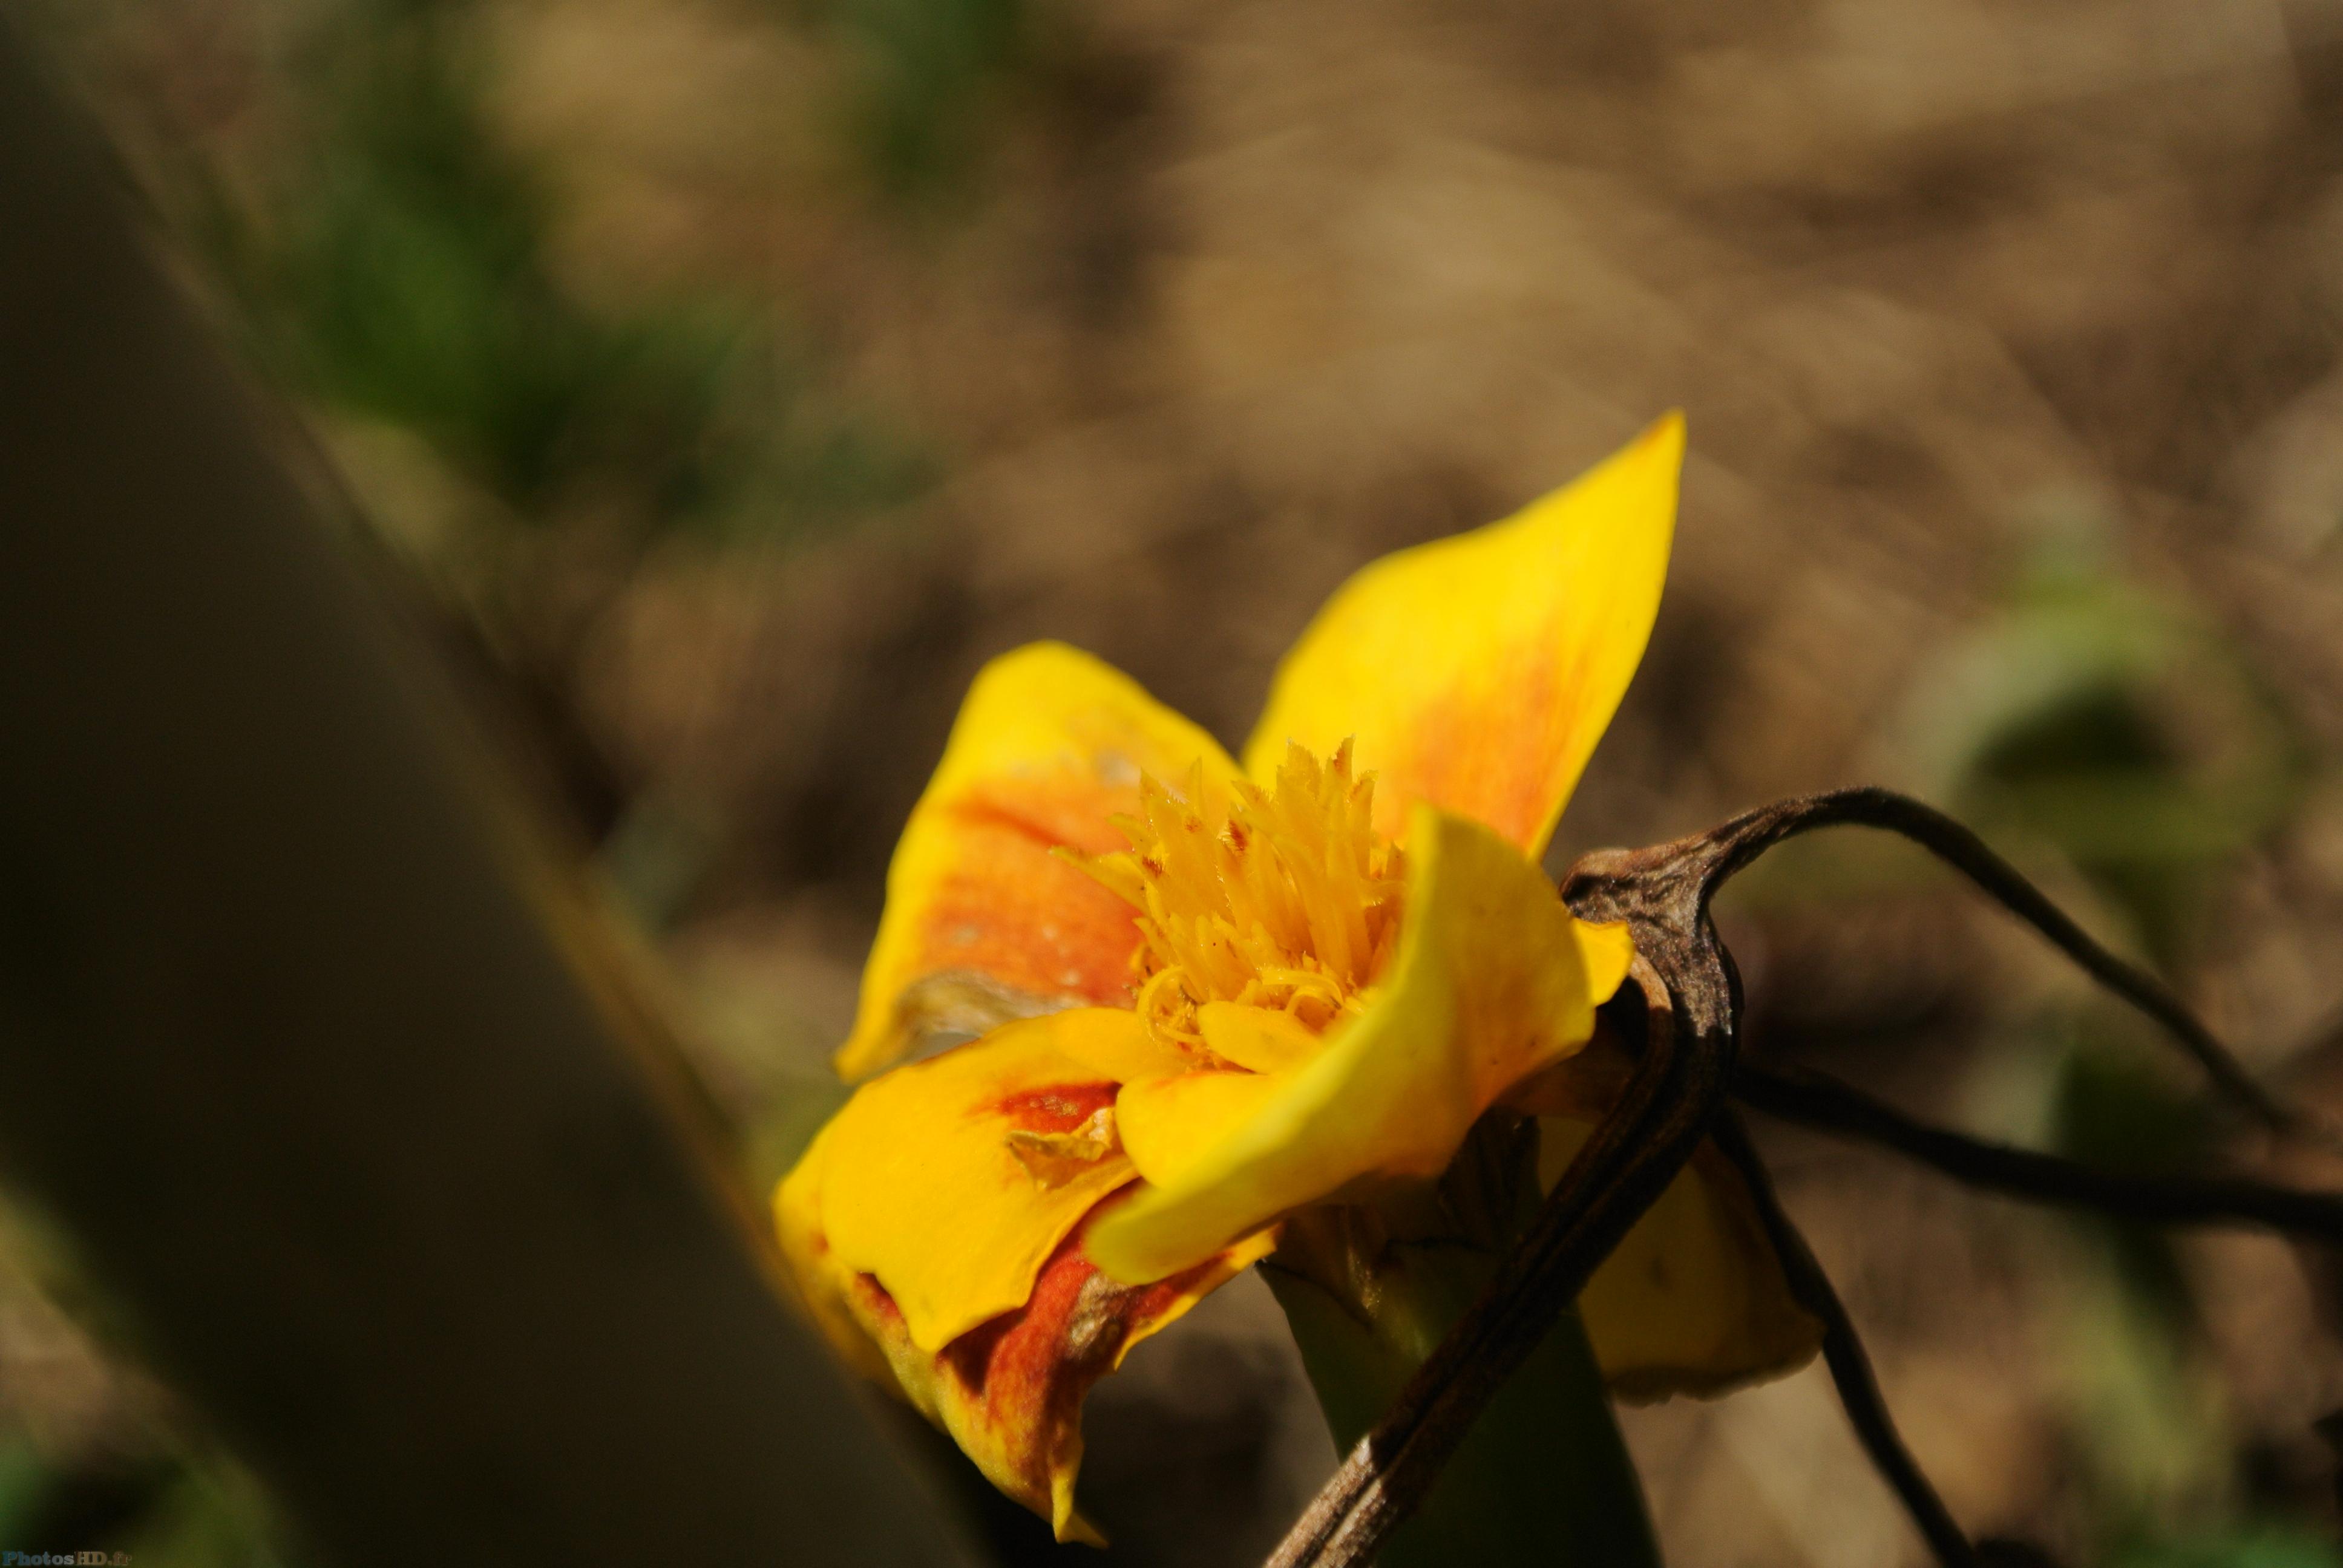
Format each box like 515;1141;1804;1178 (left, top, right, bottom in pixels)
17;0;2343;1561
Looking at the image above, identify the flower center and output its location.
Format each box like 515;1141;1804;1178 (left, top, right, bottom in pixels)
1080;740;1406;1059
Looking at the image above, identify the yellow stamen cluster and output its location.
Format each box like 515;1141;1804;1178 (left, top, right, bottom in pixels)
1079;741;1406;1058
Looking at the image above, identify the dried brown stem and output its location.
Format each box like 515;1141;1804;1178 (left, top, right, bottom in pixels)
1735;1059;2343;1243
1694;787;2299;1135
1709;1111;1977;1567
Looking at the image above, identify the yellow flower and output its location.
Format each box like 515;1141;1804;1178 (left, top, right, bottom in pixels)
775;414;1818;1541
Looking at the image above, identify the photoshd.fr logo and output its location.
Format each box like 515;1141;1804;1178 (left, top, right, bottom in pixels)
1;1553;129;1565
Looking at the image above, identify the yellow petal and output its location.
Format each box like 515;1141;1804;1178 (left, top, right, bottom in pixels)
1116;1067;1291;1189
1197;999;1323;1073
1542;1120;1824;1398
1088;805;1634;1283
771;1121;900;1387
790;1008;1142;1352
1046;1002;1196;1083
1244;415;1681;857
1504;1010;1639;1120
782;1174;1271;1543
839;642;1239;1080
1512;1031;1823;1395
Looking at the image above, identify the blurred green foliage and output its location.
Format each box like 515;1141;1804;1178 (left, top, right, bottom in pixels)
198;0;929;543
1907;505;2322;1545
160;0;942;870
117;1463;297;1568
0;1201;298;1566
1913;512;2307;965
2050;1040;2215;1326
1726;497;2333;1554
2114;1524;2343;1568
825;0;1028;195
0;1448;297;1567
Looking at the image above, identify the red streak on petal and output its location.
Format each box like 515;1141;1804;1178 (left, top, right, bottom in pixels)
939;1208;1218;1433
991;1082;1120;1134
853;1273;905;1329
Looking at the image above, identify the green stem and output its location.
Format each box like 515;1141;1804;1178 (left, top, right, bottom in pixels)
1267;1230;1663;1568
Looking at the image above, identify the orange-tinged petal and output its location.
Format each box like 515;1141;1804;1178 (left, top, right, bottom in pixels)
839;642;1239;1081
782;1177;1272;1543
1243;415;1681;857
789;1008;1145;1352
1087;805;1634;1283
1542;1120;1824;1398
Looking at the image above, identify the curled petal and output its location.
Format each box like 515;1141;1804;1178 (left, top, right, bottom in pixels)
839;642;1238;1081
1544;1120;1824;1398
1116;1067;1289;1189
784;1008;1152;1352
1244;415;1680;857
785;1184;1270;1543
1196;999;1322;1074
1512;1031;1823;1394
1088;806;1634;1284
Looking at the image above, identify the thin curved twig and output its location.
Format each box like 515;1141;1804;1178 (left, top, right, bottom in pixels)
1734;1059;2343;1244
1708;1111;1976;1567
1686;787;2299;1136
